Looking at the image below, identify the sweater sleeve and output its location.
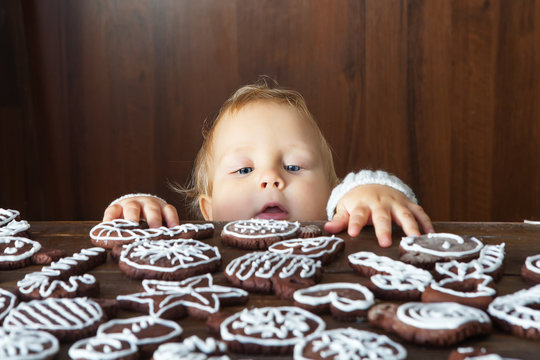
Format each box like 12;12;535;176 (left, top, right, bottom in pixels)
326;170;418;220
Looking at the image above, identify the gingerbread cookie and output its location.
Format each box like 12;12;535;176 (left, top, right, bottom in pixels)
487;284;540;339
220;219;301;249
400;233;483;269
268;236;344;265
117;273;248;319
0;208;20;227
218;306;325;355
225;251;322;299
118;239;221;281
17;247;106;300
0;219;30;237
0;328;59;360
0;236;42;270
422;273;497;310
448;347;518;360
89;219;160;248
0;287;17;323
293;327;407;360
158;223;215;240
293;282;374;321
68;335;138;360
368;302;492;346
435;243;506;282
348;251;432;301
521;254;540;284
97;315;183;354
152;335;230;360
3;297;106;341
297;224;323;238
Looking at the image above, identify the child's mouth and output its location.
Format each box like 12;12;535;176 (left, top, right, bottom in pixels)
255;204;289;220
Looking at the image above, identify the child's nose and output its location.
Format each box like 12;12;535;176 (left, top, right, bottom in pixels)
260;171;285;190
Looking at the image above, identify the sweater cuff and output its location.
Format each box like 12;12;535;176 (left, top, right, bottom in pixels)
326;170;418;220
109;193;166;207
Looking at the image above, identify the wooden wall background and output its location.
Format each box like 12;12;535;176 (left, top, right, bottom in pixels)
1;0;539;222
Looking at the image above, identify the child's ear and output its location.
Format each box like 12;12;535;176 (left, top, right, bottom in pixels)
199;195;213;221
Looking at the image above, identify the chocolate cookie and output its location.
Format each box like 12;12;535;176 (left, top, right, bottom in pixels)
97;315;183;354
0;328;59;360
0;287;17;323
448;346;517;360
0;219;31;237
521;254;540;284
268;236;344;264
487;284;540;340
68;335;138;360
89;219;159;248
3;297;107;341
219;306;326;354
220;219;301;249
348;251;432;301
224;251;322;299
399;233;483;269
117;273;248;319
368;302;492;346
158;223;215;240
152;335;229;360
0;236;42;270
293;327;407;360
293;282;374;321
0;208;20;227
118;239;221;281
297;224;323;238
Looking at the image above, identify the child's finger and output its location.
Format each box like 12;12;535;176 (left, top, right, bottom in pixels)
324;207;350;234
143;205;163;228
163;204;180;227
347;207;370;237
122;201;142;223
371;206;393;247
408;204;434;233
392;204;420;236
103;204;122;222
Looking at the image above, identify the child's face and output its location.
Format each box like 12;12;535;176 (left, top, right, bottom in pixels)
200;101;332;221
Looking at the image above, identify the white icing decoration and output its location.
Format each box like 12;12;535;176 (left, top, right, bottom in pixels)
293;327;407;360
0;208;20;227
0;288;17;323
293;283;374;313
396;302;490;330
0;237;41;262
268;236;344;260
69;335;138;360
400;233;483;257
120;239;221;272
348;251;432;292
487;284;540;330
435;244;506;279
524;219;540;225
429;273;496;298
524;254;540;275
222;219;300;239
0;328;59;360
89;219;162;243
153;336;229;360
97;315;183;346
220;306;325;347
0;219;30;236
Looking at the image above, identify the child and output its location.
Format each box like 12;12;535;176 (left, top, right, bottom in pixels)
104;79;433;247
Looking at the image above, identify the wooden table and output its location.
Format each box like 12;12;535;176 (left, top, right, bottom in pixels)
2;221;540;359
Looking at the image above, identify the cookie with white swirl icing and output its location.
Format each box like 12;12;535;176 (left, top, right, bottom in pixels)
0;287;17;324
293;282;374;321
89;219;161;248
0;328;59;360
0;208;20;227
268;236;344;264
220;219;301;249
368;302;492;346
520;253;540;284
487;284;540;340
293;327;407;360
400;233;484;269
0;236;42;269
118;239;221;281
152;335;230;360
448;347;520;360
218;306;326;354
225;251;322;299
69;335;138;360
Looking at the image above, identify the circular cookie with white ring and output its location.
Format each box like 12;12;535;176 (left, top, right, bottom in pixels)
521;253;540;284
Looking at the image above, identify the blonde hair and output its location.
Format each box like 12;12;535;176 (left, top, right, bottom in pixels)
177;77;339;217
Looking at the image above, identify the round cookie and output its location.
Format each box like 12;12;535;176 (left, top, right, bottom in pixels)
89;219;160;248
368;302;492;347
118;238;221;281
268;236;344;264
0;287;17;324
3;297;106;341
0;236;42;270
152;335;230;360
69;335;138;360
348;251;432;301
293;282;374;321
297;224;323;238
220;219;301;249
0;328;59;360
487;284;540;340
219;306;326;355
97;315;183;354
520;254;540;284
293;327;407;360
225;251;322;299
400;233;484;269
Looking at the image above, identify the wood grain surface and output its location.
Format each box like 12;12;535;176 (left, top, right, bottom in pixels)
1;221;540;359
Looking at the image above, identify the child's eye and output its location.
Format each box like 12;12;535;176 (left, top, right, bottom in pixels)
285;165;301;172
235;167;253;175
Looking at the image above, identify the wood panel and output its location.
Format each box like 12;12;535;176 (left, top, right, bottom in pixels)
1;0;539;222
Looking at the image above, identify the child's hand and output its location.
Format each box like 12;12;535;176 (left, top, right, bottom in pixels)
324;184;433;247
103;196;180;228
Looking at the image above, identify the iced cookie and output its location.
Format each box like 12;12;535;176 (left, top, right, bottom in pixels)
448;347;519;360
0;287;17;323
152;335;230;360
221;219;301;249
89;219;160;248
521;254;540;284
0;328;59;360
268;236;344;265
0;236;41;270
68;335;138;360
0;208;20;227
